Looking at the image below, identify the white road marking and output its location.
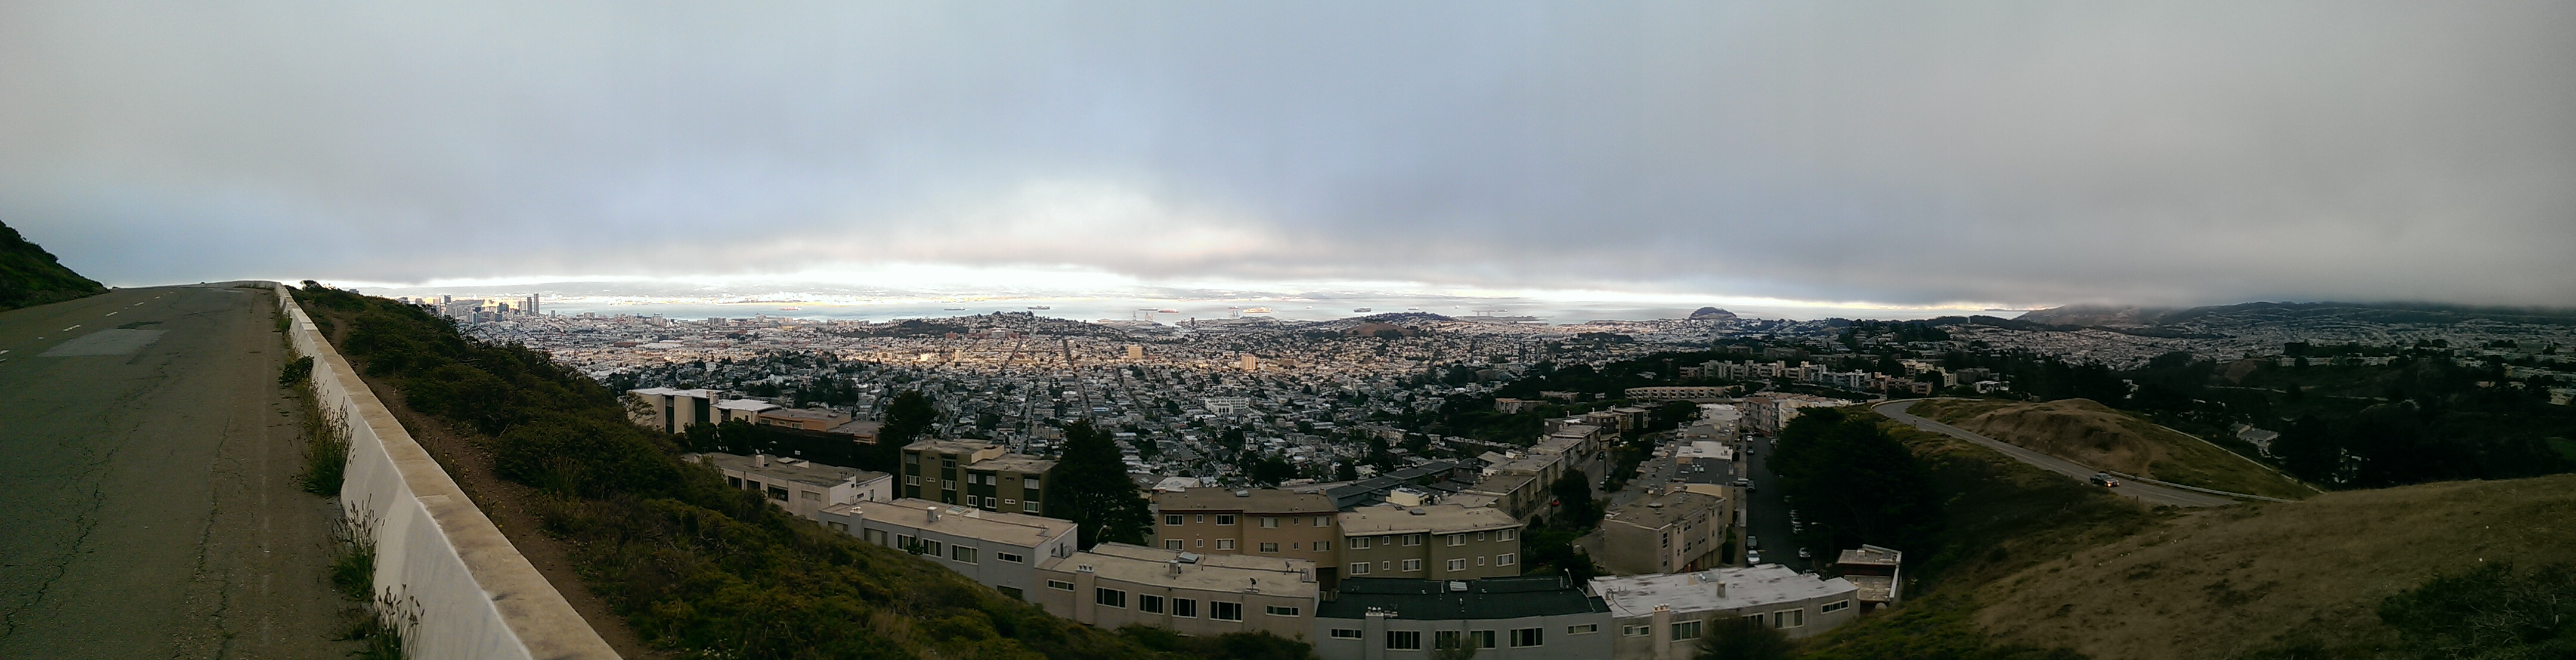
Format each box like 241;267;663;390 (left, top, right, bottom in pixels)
62;325;80;332
105;312;117;316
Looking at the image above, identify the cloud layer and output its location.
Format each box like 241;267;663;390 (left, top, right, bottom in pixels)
4;1;2572;307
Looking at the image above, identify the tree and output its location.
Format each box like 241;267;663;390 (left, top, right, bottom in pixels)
1696;616;1793;660
881;389;937;447
1051;420;1152;548
1249;454;1299;488
1550;470;1602;529
1769;408;1943;562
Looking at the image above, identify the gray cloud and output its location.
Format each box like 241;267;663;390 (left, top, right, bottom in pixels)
4;1;2572;307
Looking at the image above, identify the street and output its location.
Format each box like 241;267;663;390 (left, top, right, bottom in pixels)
1874;399;2236;508
0;284;351;657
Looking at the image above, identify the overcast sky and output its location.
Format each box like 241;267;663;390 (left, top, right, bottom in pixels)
4;1;2572;309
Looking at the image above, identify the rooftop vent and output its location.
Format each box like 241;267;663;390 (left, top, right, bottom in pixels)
1448;581;1467;593
1177;552;1202;564
1235;489;1252;497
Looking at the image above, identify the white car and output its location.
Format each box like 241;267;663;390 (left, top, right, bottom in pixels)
1746;550;1763;565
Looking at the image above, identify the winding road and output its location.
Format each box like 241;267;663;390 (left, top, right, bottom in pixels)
1874;399;2238;508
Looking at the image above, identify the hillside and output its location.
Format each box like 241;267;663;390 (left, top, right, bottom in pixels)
1915;398;2315;500
1973;473;2576;659
0;220;106;310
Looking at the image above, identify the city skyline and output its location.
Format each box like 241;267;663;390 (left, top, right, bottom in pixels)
5;1;2574;310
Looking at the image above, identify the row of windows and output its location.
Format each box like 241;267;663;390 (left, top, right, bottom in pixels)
1159;539;1334;553
1622;605;1835;641
1162;514;1333;527
1343;554;1515;575
1075;587;1285;621
1345;529;1513;550
871;531;1027;566
1360;627;1552;650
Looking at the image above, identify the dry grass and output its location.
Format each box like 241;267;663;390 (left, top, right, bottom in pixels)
1918;399;2313;500
1970;473;2576;660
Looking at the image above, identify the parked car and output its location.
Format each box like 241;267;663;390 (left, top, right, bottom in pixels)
1747;550;1763;565
2089;472;2121;488
1747;535;1758;549
1797;547;1812;559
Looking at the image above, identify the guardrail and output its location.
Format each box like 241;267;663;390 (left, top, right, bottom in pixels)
275;284;621;660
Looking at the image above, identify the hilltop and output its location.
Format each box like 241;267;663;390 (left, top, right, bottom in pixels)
1914;399;2316;500
2017;301;2576;329
0;220;106;310
1975;473;2576;659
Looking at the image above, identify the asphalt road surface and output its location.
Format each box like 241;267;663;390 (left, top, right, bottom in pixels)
0;285;351;658
1874;399;2237;508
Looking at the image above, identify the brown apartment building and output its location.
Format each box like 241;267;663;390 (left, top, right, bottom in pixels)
1337;503;1524;582
1151;488;1343;584
902;439;1058;516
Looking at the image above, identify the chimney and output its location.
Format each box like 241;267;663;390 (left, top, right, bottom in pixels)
925;506;940;523
1168;560;1183;576
756;453;770;468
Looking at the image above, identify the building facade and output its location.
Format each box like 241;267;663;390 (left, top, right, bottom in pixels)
819;498;1079;600
900;439;1057;515
1152;488;1344;582
1312;576;1612;660
1337;504;1524;582
1596;489;1730;576
1033;542;1318;639
1591;566;1862;659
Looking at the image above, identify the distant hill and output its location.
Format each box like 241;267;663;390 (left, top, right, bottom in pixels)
1915;398;2315;500
0;221;106;311
1689;306;1738;320
2017;301;2576;328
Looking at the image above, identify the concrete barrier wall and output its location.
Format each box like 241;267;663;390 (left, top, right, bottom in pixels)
274;285;621;660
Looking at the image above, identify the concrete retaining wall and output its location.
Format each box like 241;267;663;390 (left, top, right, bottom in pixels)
275;284;620;660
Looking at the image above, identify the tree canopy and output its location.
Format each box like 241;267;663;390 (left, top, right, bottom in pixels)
1051;420;1153;548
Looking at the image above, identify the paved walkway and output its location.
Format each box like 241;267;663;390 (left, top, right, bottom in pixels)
0;285;351;658
1874;399;2237;508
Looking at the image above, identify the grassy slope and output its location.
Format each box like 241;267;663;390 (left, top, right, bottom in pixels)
1971;473;2576;660
1914;399;2314;500
1798;415;2166;659
0;221;106;310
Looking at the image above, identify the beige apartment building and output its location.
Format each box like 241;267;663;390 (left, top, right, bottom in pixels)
1151;488;1344;581
1033;542;1318;639
902;439;1057;515
1336;504;1524;582
1596;489;1730;575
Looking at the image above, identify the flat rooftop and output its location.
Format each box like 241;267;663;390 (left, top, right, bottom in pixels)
968;455;1056;473
1339;504;1520;536
904;439;1005;455
1602;489;1725;530
1044;542;1317;596
835;498;1075;548
1156;488;1336;513
692;452;883;488
1590;565;1859;618
1318;576;1608;621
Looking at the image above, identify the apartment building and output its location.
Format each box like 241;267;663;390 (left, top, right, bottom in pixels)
757;406;852;431
901;439;1057;515
627;387;718;433
1337;504;1523;581
1596;489;1729;576
1033;542;1319;639
691;452;891;520
819;498;1078;600
1591;566;1861;659
1312;576;1612;660
1834;545;1904;613
1151;488;1343;582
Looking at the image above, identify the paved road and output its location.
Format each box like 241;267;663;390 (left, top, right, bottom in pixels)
0;285;351;658
1874;399;2237;508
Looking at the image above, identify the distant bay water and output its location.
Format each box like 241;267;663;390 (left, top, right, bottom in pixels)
506;295;1990;325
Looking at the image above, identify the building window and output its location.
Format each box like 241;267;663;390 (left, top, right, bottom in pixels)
1329;629;1363;640
1774;609;1804;628
952;547;977;564
1402;534;1422;546
996;552;1024;563
1195;514;1205;523
1447;558;1467;572
1046;580;1075;591
1172;599;1198;618
1316;541;1332;551
1210;602;1243;621
1138;594;1165;614
1023;477;1040;489
903;454;919;465
1496;553;1516;566
766;486;788;501
1265;605;1299;616
1435;631;1461;650
1022;501;1041;513
1259;542;1279;553
1261;517;1279;528
965;495;980;507
1095;588;1126;608
942;479;956;491
1820;600;1850;613
1567;624;1599;635
1386;631;1422;650
1622;625;1650;637
1447;534;1466;547
1475;531;1487;541
1166;514;1185;526
1510;628;1543;647
1671;621;1702;640
904;475;919;486
1216;539;1237;550
1402;559;1422;572
1348;562;1371;575
801;490;820;501
1497;529;1515;541
864;529;887;545
1003;498;1016;506
1348;537;1371;550
1166;540;1185;550
1215;514;1236;525
1314;516;1330;527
